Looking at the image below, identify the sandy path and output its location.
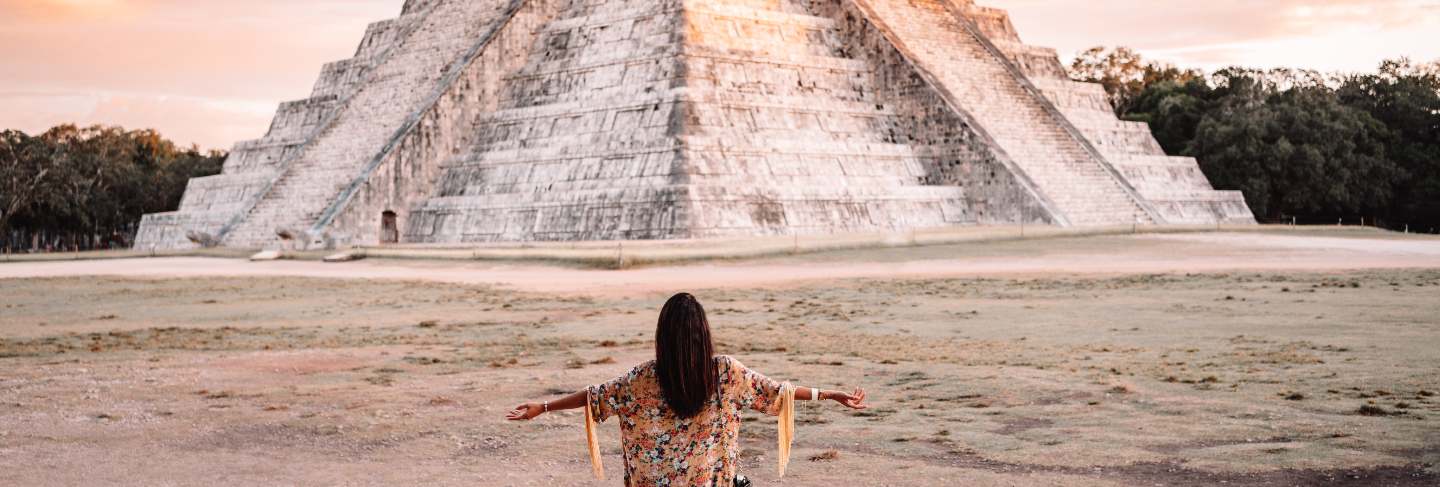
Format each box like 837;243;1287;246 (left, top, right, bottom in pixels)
1;233;1437;295
1143;232;1440;255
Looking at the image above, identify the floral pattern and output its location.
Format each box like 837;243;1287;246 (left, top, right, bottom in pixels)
587;355;783;486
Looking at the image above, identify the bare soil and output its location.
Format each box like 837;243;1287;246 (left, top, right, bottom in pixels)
0;231;1437;486
3;231;1439;295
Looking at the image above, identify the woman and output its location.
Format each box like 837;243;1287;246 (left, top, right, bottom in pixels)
507;292;868;486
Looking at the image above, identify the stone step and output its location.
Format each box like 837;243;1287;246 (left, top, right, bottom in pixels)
221;0;515;248
858;0;1153;225
131;3;449;250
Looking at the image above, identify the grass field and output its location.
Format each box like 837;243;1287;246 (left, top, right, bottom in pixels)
0;229;1437;485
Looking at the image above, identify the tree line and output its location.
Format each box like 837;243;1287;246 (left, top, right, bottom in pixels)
1;125;225;252
1070;48;1440;230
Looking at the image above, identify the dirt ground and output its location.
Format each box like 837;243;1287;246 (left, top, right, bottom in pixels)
4;231;1440;296
1;230;1437;486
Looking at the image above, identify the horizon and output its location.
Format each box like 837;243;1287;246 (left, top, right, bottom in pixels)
2;0;1437;150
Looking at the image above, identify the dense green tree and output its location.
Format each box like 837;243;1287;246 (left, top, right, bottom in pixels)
1336;59;1440;223
1190;72;1395;218
1071;48;1439;227
1121;77;1214;154
0;130;55;238
0;125;224;250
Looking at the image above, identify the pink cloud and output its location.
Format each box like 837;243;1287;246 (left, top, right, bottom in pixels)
987;0;1440;71
0;0;400;149
2;0;1437;151
0;91;274;150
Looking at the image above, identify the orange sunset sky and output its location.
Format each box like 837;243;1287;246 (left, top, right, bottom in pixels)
2;0;1438;150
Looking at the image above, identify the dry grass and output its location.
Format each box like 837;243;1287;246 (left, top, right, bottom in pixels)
0;257;1437;486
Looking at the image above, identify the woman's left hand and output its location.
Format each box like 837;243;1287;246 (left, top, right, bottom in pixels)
506;402;545;421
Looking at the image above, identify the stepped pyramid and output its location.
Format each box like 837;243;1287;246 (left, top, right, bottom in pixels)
135;0;1254;250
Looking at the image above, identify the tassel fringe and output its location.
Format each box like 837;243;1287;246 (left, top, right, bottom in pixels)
585;391;605;480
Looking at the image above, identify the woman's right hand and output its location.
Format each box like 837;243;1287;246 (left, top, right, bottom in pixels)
828;387;868;410
506;402;545;421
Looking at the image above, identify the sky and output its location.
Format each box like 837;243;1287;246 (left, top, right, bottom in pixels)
1;0;1437;150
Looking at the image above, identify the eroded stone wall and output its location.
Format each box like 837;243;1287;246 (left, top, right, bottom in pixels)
218;0;520;248
323;0;561;246
137;0;1253;250
807;0;1053;225
405;0;693;243
1028;76;1255;224
941;0;1253;224
134;3;445;249
404;0;1059;244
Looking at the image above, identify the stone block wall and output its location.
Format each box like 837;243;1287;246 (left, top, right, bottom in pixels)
217;0;520;248
1028;76;1254;224
948;2;1255;225
811;0;1054;225
137;0;1253;250
406;0;1053;244
406;0;693;243
845;0;1161;226
134;2;443;249
322;0;560;246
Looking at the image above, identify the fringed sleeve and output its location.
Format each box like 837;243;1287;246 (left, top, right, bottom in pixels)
777;382;796;477
584;390;605;480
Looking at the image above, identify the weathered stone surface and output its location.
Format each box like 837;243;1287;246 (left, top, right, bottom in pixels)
184;231;219;248
248;250;283;262
135;0;1254;250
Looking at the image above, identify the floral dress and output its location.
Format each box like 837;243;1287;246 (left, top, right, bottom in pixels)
587;355;783;487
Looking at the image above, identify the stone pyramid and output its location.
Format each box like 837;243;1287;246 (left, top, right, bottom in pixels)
135;0;1254;250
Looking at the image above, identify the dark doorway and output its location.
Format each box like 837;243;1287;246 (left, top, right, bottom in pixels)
380;211;399;245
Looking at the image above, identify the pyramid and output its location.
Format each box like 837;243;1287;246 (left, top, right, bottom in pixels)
135;0;1254;250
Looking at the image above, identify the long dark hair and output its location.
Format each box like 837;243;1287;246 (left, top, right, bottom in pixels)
654;292;717;419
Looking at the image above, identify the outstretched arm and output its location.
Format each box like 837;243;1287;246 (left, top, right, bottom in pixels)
796;386;868;410
730;356;868;413
507;384;867;420
507;390;587;421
